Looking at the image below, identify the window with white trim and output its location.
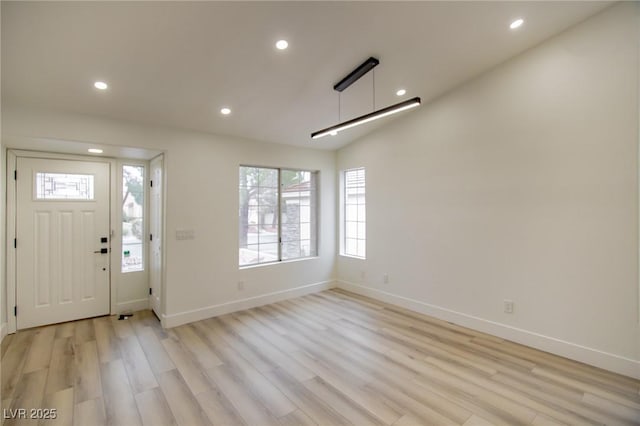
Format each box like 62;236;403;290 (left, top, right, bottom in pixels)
239;166;317;267
343;167;366;258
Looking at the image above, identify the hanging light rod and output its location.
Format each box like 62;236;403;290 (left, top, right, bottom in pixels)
311;97;421;139
333;57;379;92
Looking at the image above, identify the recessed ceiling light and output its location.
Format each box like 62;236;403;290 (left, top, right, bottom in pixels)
88;148;103;154
94;81;108;90
510;18;524;30
275;40;289;50
220;107;231;115
396;89;406;96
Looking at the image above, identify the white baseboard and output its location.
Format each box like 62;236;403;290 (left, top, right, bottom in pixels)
337;280;640;380
162;280;336;328
116;298;149;314
0;322;7;343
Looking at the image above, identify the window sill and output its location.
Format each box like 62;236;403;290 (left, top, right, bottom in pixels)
239;256;320;270
339;254;366;260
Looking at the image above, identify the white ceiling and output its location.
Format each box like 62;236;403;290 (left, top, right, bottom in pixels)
2;1;611;150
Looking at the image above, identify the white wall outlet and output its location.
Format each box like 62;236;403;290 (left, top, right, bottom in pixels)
383;273;389;284
504;299;514;314
237;281;245;291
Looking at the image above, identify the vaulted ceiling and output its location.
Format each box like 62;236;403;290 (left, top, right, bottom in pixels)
2;1;611;150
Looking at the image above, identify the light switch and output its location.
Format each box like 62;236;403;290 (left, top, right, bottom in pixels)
175;229;195;240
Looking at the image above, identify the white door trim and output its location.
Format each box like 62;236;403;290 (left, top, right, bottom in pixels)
149;154;164;319
6;149;117;333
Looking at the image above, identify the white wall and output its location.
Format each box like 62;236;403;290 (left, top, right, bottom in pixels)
337;3;640;378
1;106;336;328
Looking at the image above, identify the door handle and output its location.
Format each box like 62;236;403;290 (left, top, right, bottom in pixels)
94;248;109;254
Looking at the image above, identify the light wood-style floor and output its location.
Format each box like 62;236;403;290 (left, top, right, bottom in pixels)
1;289;639;426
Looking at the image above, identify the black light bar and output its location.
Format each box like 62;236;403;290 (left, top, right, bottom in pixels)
311;97;421;139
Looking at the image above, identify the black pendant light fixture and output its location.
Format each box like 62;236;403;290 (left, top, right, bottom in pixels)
311;57;421;140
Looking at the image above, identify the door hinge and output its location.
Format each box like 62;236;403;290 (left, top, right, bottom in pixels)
150;234;153;242
14;238;17;249
150;180;153;187
149;288;153;295
14;306;17;316
14;170;17;180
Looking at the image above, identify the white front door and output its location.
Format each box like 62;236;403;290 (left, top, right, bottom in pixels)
149;155;163;317
16;157;111;329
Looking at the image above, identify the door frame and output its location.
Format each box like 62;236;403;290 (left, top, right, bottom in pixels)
6;149;118;333
149;154;163;318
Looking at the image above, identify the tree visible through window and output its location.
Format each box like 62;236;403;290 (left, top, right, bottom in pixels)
239;166;317;266
122;165;144;272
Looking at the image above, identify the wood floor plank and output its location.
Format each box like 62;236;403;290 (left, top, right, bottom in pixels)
157;369;211;426
492;372;624;425
334;337;474;425
205;365;282;426
39;388;74;426
533;367;640;410
392;414;430;426
463;414;497;426
222;313;315;381
100;359;142;426
474;336;640;398
203;318;273;374
1;330;34;402
240;310;302;352
73;398;106;426
195;387;247;426
278;409;317;426
135;387;178;426
302;376;386;426
424;355;588;424
119;335;159;394
73;319;96;345
93;318;121;364
111;318;135;340
5;369;48;426
161;337;212;396
74;341;102;403
133;326;175;375
531;414;569;426
1;333;15;358
291;349;402;425
54;322;75;339
172;325;222;370
44;337;75;395
23;326;56;373
202;320;296;418
264;367;351;426
581;392;640;424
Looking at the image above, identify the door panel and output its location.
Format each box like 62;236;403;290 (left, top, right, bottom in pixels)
16;157;110;329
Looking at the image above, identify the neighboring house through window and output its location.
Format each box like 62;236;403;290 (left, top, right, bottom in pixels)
122;165;145;272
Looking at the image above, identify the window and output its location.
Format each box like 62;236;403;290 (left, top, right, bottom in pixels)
35;172;94;200
239;166;317;267
122;165;144;272
343;167;366;258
